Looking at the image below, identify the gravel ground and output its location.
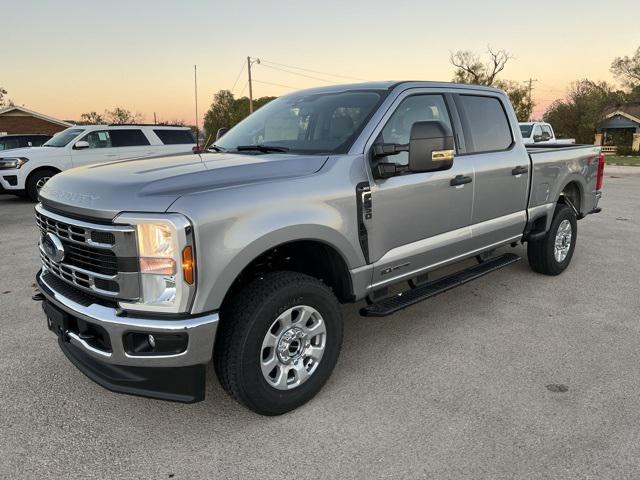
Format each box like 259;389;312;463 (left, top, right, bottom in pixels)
1;166;639;480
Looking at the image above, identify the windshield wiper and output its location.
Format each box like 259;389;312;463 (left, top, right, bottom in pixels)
236;145;289;153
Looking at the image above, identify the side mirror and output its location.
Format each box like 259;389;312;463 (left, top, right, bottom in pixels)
408;121;454;173
216;128;229;140
73;140;90;150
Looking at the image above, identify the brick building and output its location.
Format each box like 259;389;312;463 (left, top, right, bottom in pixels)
0;106;72;136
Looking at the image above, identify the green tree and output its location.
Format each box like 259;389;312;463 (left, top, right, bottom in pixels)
203;90;276;145
543;80;627;143
495;80;534;122
0;86;14;107
611;46;640;89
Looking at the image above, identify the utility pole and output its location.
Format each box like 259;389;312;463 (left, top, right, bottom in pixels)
194;64;199;147
525;78;537;121
247;56;260;113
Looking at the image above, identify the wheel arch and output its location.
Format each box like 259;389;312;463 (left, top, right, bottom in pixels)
198;225;361;313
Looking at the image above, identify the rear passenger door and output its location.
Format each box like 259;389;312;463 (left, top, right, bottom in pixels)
453;94;529;249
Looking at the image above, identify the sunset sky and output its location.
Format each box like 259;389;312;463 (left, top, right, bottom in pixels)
3;0;639;124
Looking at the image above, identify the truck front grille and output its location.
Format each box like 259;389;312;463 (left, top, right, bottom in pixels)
35;205;140;301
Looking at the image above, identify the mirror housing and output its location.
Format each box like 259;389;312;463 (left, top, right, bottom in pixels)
73;140;90;150
216;127;229;140
408;121;455;173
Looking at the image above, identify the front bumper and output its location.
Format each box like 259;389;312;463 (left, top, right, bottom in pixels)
37;270;219;402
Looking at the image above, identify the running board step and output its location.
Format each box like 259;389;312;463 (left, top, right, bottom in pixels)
360;253;521;317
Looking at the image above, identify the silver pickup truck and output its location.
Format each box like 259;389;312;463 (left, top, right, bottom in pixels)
35;81;604;415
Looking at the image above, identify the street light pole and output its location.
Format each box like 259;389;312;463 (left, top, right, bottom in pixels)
247;56;260;114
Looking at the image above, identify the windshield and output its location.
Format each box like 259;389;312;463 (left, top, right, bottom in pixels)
43;128;85;147
214;90;386;154
519;125;533;137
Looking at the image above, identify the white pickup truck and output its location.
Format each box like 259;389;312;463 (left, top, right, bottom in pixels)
519;122;575;145
0;124;196;200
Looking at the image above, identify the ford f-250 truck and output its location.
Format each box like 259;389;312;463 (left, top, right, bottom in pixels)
34;82;604;415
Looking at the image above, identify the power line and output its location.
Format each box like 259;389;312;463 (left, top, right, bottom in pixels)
230;61;246;93
259;59;367;82
252;79;300;90
239;80;249;96
257;63;335;83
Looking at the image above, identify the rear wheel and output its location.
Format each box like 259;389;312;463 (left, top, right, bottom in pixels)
527;203;577;275
214;271;343;415
26;169;57;202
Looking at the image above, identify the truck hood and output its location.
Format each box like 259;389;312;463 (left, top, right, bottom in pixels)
39;152;328;220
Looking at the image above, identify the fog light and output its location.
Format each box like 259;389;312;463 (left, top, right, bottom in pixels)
123;332;188;355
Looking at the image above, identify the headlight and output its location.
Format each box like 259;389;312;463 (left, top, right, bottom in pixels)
0;157;28;169
114;213;196;314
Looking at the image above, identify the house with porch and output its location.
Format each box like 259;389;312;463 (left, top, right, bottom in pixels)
595;103;640;154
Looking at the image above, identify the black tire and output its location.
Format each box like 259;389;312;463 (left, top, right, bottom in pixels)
527;203;577;275
214;271;343;415
26;169;57;202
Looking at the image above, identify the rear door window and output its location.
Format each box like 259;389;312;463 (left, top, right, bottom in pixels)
153;129;195;145
457;95;513;153
109;129;150;147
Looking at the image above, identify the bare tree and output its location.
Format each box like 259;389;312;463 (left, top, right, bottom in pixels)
450;47;514;86
79;111;106;124
611;46;640;89
105;107;143;124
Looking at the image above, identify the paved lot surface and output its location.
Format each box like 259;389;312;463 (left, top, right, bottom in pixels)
1;167;639;480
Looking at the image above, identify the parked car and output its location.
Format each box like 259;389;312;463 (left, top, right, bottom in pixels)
34;82;604;415
0;134;52;151
0;125;196;200
519;121;575;144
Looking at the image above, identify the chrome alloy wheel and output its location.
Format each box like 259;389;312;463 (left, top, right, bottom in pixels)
554;219;572;263
260;305;327;390
35;176;51;191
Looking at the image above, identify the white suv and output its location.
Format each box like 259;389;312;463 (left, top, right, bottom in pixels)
0;124;196;200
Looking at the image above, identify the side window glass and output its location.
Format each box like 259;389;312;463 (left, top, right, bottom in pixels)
110;129;150;147
457;95;513;152
377;94;452;167
81;131;112;149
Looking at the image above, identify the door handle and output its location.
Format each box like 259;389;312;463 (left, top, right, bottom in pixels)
512;165;528;175
104;154;118;158
450;174;472;186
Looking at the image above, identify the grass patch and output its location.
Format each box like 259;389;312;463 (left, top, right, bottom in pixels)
605;155;640;166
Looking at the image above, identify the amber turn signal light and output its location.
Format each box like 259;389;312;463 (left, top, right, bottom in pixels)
182;246;194;284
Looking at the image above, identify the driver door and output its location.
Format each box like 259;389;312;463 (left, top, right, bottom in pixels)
365;91;475;288
70;130;122;167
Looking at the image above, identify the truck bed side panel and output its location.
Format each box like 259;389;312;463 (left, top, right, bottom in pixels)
527;145;601;217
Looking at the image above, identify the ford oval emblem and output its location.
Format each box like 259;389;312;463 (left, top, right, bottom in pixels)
41;232;65;263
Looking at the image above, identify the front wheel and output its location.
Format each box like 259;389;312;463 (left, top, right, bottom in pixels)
214;271;343;415
26;169;57;202
527;203;577;275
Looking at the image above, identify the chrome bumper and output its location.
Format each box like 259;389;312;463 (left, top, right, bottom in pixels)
37;270;219;368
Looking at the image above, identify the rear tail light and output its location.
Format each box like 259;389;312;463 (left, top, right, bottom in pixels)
596;152;605;190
